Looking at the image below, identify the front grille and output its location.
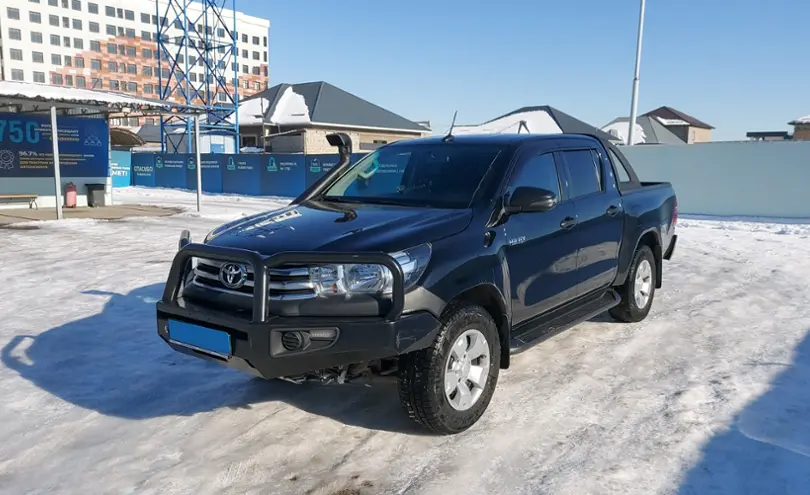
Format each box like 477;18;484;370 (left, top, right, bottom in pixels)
192;258;317;300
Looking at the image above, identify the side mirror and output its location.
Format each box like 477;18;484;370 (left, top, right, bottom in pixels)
505;187;558;213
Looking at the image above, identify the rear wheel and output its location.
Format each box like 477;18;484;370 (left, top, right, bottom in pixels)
609;244;656;322
397;303;500;435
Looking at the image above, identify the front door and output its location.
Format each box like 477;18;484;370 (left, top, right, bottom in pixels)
503;150;580;326
558;148;624;296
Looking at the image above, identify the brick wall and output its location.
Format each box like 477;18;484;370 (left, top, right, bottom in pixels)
53;33;268;125
793;124;810;141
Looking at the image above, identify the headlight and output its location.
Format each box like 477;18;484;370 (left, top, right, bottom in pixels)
309;243;431;297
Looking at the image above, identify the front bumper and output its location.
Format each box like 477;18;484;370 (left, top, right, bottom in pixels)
156;242;441;379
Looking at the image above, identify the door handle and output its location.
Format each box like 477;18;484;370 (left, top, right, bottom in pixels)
560;216;577;230
606;205;620;216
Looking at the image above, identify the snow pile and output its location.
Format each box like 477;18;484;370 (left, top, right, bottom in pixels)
602;120;647;145
790;114;810;124
1;188;810;494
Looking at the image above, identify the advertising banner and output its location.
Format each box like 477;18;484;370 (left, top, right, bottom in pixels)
0;113;110;178
304;154;341;188
261;154;305;197
110;150;132;187
131;153;156;187
155;154;188;189
222;154;262;195
189;154;223;193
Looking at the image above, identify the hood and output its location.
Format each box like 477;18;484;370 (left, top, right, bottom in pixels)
204;200;473;254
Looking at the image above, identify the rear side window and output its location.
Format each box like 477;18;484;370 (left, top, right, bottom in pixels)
608;149;632;183
508;152;561;197
562;149;602;198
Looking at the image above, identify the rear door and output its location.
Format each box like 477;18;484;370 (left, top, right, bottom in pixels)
558;146;624;296
503;149;580;325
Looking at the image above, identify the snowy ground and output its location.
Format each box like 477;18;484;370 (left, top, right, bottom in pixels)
2;187;810;495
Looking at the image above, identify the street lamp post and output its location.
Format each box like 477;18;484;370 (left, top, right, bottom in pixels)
627;0;647;146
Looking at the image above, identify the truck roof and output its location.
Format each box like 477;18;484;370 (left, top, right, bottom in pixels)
387;133;604;147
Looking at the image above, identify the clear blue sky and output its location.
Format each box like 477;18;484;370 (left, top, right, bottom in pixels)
238;0;807;141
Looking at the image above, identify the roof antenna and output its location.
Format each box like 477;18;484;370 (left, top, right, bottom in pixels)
442;110;458;142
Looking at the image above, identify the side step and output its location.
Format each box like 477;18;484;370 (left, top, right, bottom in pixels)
509;290;621;355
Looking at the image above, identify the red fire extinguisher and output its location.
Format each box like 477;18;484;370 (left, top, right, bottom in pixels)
65;182;77;208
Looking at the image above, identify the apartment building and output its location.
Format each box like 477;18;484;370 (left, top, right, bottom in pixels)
0;0;269;126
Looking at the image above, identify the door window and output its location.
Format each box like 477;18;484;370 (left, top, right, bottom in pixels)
562;150;602;198
508;152;561;197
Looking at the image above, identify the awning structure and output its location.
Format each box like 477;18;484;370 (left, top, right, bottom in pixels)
0;81;205;218
0;81;177;115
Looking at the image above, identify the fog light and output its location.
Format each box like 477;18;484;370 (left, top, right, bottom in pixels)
308;329;337;340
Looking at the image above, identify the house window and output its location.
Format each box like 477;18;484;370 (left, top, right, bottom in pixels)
252;36;259;45
91;78;102;89
89;22;99;33
252;51;259;60
48;0;57;5
75;57;85;68
144;83;154;94
90;40;101;52
141;12;150;23
91;59;101;70
127;82;137;92
143;48;153;58
10;49;24;61
76;76;86;88
7;8;20;20
9;28;22;40
126;46;136;56
11;70;25;81
107;43;117;54
252;66;260;75
108;61;118;72
124;9;134;21
50;34;61;46
49;14;59;26
29;12;41;23
62;17;69;28
65;75;73;86
64;55;72;66
142;66;153;76
88;2;98;14
141;31;152;41
109;80;120;90
105;6;114;17
52;73;64;85
72;19;82;30
72;0;81;11
127;64;136;74
63;37;71;47
74;38;83;49
34;72;46;83
106;25;115;35
32;52;44;63
126;28;135;38
51;54;62;65
241;33;247;42
31;32;43;43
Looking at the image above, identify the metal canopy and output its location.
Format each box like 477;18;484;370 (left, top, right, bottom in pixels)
0;81;205;219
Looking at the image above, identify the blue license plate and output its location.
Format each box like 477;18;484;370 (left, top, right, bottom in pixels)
168;320;232;357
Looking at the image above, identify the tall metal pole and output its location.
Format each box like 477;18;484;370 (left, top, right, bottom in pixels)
50;106;63;220
194;114;202;212
627;0;646;146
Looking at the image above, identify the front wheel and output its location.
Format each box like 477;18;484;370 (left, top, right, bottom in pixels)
397;303;501;435
609;244;656;322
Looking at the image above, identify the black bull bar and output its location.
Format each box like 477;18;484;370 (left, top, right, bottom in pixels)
160;242;407;322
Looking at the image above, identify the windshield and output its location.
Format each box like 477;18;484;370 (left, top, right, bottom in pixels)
321;143;503;208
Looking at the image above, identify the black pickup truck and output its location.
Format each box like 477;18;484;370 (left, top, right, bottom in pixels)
156;131;678;434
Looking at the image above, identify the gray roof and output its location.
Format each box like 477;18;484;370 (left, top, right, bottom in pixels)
481;106;622;142
603;116;686;145
244;81;429;133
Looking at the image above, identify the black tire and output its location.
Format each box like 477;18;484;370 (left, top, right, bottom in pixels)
609;244;656;323
397;303;501;435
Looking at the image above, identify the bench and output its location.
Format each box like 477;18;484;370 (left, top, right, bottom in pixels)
0;194;39;210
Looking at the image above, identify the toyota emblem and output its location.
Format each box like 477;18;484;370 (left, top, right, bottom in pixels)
219;263;248;289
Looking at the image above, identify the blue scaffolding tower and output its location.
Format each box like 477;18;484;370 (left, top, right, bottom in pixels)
156;0;240;153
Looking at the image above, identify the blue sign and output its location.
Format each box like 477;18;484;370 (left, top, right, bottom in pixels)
305;154;341;188
155;154;187;189
0;113;109;178
261;154;305;197
188;154;223;193
110;150;132;187
222;154;261;195
131;153;155;187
